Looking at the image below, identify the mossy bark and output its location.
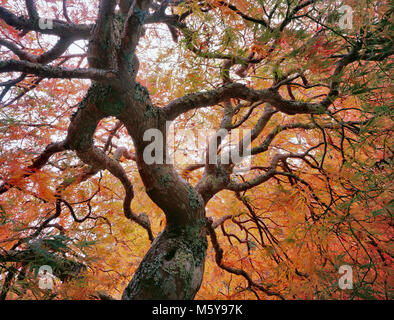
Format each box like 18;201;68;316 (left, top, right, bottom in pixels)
64;3;210;300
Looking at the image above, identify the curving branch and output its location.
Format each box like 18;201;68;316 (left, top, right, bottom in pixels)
0;5;92;39
25;0;39;21
119;0;152;59
227;146;322;192
0;141;66;195
76;146;154;241
1;55;84;107
0;38;35;62
163;82;323;120
206;218;285;299
0;59;116;81
62;0;72;23
88;0;117;69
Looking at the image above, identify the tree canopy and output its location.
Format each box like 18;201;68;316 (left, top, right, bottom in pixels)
0;0;392;300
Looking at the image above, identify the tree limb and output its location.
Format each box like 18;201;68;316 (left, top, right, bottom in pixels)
0;59;116;81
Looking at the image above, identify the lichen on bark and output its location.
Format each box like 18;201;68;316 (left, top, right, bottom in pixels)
186;185;203;209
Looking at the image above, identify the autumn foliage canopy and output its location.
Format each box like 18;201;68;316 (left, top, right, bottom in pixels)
0;0;392;300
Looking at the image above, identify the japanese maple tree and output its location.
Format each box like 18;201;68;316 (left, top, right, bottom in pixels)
0;0;392;300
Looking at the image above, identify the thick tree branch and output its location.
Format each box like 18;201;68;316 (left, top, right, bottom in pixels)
164;83;325;121
212;1;272;31
0;39;35;61
0;59;116;81
120;0;152;55
62;0;72;23
25;0;39;21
